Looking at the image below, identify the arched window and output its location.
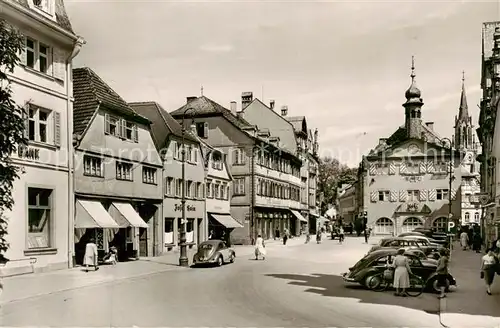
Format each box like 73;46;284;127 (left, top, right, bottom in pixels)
474;212;480;222
401;217;423;233
432;217;447;232
375;217;394;235
465;212;470;223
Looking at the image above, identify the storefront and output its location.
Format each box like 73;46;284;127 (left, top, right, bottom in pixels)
254;207;301;239
163;197;206;252
74;198;154;263
290;209;308;235
208;212;243;246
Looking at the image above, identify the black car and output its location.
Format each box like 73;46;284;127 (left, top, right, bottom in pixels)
369;237;439;256
412;228;448;245
342;249;456;292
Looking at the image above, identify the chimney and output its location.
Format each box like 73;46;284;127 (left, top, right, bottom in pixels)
425;122;434;130
270;100;275;109
230;101;237;115
190;124;197;136
241;91;253;109
379;138;387;145
281;105;288;116
186;96;197;103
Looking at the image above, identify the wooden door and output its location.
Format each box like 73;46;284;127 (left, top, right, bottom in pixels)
139;228;148;257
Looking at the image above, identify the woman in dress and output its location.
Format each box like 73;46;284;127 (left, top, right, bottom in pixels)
481;248;498;295
83;238;99;272
254;234;266;260
392;248;412;296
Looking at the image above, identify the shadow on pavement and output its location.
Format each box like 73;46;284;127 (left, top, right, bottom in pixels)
267;273;440;315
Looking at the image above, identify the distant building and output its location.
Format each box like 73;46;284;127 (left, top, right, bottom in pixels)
358;60;462;235
338;184;356;225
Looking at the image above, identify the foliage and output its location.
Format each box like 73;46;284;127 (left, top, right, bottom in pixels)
317;156;357;215
0;20;28;262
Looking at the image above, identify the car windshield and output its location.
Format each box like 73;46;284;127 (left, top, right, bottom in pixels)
199;244;214;250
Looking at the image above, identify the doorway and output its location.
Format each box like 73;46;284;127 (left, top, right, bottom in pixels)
197;218;203;244
139;228;148;257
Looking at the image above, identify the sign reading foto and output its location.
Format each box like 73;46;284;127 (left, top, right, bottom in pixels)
174;204;196;212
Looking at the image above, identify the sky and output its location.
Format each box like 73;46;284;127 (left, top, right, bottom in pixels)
66;0;500;167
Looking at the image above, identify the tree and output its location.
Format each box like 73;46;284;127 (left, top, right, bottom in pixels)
317;156;357;215
0;20;29;265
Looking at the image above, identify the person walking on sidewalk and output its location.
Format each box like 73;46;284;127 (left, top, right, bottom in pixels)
283;229;289;245
460;231;469;250
435;249;449;299
254;234;266;260
393;248;412;297
481;249;498;295
83;238;99;272
472;232;483;253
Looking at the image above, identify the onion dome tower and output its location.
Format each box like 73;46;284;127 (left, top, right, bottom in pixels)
403;56;424;139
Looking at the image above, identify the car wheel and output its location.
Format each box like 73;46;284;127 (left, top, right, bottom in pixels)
431;278;449;293
229;253;235;263
217;256;224;267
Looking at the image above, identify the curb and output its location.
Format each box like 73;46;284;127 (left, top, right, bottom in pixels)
1;265;188;305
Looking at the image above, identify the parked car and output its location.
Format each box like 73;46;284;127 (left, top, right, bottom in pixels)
342;249;456;292
399;232;445;245
192;240;235;267
370;237;441;256
412;228;448;244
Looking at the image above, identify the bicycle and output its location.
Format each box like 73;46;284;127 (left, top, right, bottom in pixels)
367;269;425;297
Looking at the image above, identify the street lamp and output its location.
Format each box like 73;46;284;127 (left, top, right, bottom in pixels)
440;137;454;252
179;107;195;267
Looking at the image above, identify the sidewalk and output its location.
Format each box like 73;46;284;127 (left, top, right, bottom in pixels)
440;244;500;327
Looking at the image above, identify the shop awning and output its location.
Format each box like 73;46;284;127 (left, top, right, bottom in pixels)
309;212;320;218
290;210;308;222
110;202;149;228
209;213;243;228
75;200;120;229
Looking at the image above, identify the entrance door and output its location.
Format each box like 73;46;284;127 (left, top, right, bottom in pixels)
139;228;148;257
197;218;203;244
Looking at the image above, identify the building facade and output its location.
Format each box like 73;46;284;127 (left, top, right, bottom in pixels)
452;75;482;227
170;95;304;244
358;63;462;236
478;22;500;244
130;101;207;253
338;183;357;225
0;0;84;276
72;68;163;264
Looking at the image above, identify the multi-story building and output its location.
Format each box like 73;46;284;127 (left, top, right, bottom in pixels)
358;62;462;235
198;136;242;243
72;68;163;263
478;22;500;244
285;114;320;232
452;75;482;227
130;101;207;253
0;0;84;276
338;183;357;225
170;95;304;244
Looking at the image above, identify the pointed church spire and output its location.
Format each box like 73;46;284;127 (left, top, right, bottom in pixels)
458;71;469;120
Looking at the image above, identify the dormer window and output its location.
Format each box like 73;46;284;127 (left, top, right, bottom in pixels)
30;0;54;16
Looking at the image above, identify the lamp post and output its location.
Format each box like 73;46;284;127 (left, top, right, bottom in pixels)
179;107;195;267
441;137;454;252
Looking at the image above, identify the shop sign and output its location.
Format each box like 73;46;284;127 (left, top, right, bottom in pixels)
174;203;196;212
18;146;40;160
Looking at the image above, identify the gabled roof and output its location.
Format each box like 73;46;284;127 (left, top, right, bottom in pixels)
367;137;462;160
170;96;251;129
10;0;74;34
129;101;199;149
286;116;307;134
73;67;149;137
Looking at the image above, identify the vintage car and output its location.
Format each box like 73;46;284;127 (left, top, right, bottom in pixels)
192;240;235;267
342;249;456;292
399;231;447;246
369;237;440;256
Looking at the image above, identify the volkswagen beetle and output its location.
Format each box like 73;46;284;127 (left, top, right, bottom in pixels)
192;240;235;267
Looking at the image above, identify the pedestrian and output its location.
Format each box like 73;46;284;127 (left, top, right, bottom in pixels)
339;226;345;244
274;228;279;240
209;230;214;240
481;248;498;295
467;228;474;249
316;230;322;244
305;233;310;244
283;230;288;245
460;230;469;250
254;234;266;260
83;238;98;272
392;248;412;296
435;248;449;299
364;228;369;243
472;232;483;253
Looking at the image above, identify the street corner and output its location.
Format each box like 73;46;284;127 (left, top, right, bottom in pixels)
440;312;500;328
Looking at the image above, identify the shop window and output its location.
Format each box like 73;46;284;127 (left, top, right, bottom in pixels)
27;187;53;249
164;218;174;245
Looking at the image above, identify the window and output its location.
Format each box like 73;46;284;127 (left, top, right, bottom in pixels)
191;147;198;163
474;212;480;222
432;217;447;232
212;152;223;170
402;217;423;233
407;190;419;202
83;155;103;177
32;0;51;13
27;187;52;249
193;181;199;198
233;178;245;195
206;181;213;198
215;183;220;199
376;163;389;174
165;177;174;196
378;190;390;201
174;142;180;160
25;38;51;74
406;162;419;174
187;219;194;233
197;182;203;199
142;167;157;184
233;148;245;165
435;162;448;173
105;114;120;137
175;179;182;197
186;181;192;198
116;162;133;181
27;105;55;144
125;121;134;141
436;189;449;200
196;122;209;138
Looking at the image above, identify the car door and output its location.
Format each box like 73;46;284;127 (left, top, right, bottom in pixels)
219;242;229;261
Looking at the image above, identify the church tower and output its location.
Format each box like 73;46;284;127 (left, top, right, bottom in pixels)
403;56;424;139
453;72;477;151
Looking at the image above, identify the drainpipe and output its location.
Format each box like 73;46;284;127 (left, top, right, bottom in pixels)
67;37;85;268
